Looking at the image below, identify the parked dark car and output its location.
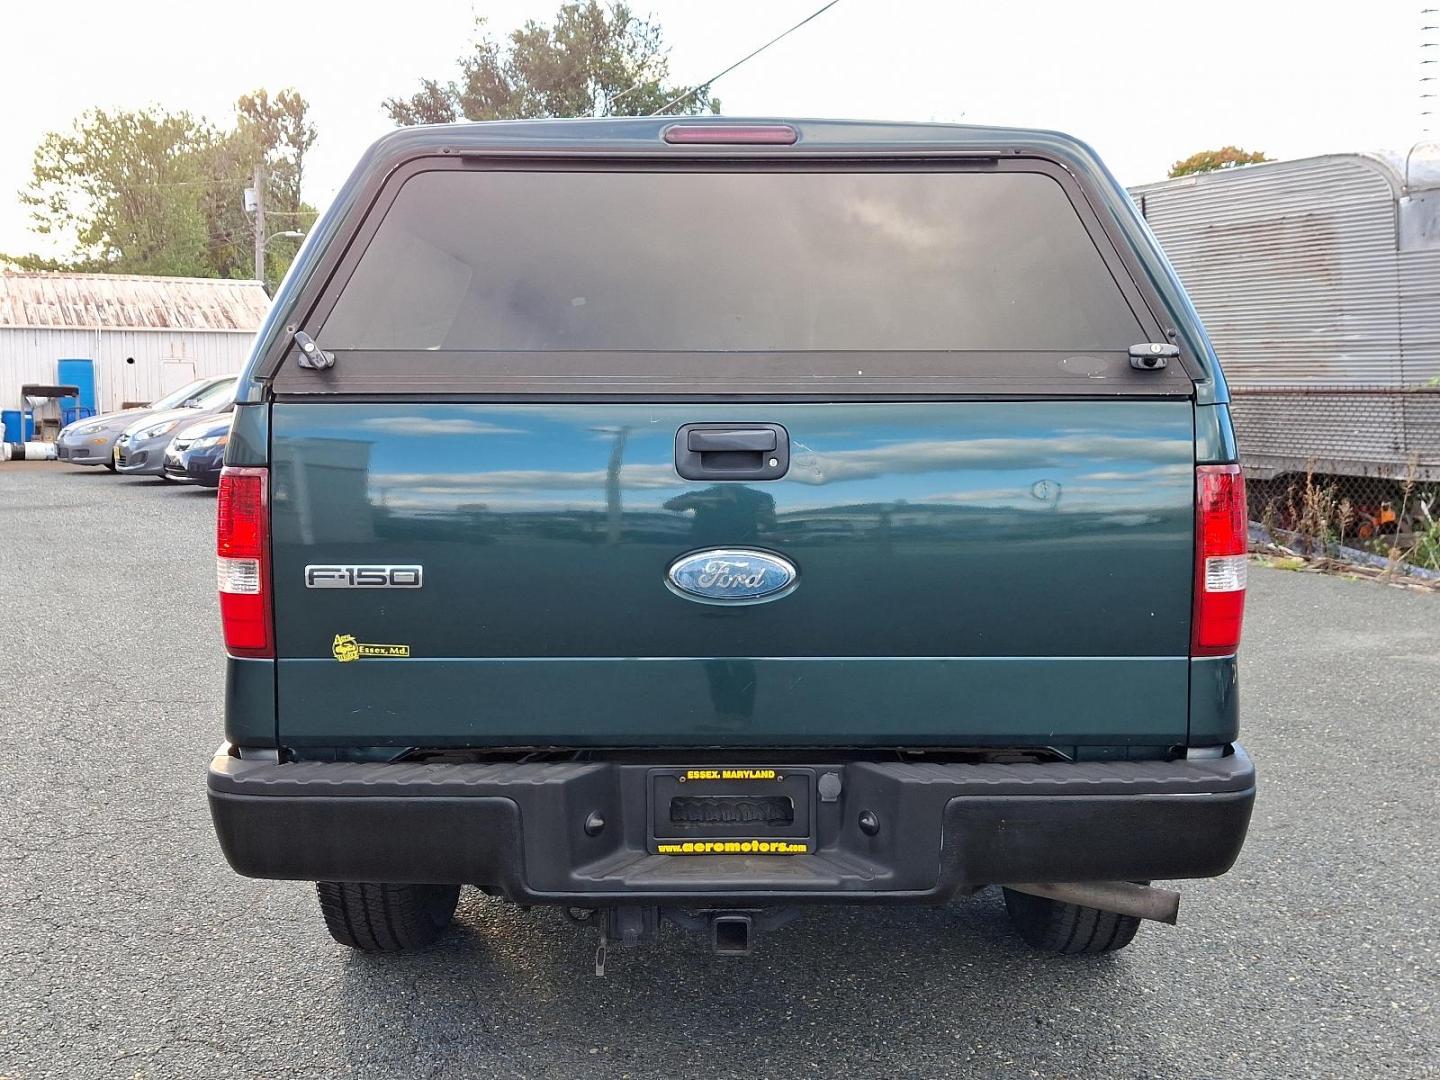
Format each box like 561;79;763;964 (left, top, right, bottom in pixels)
207;118;1254;964
162;413;231;487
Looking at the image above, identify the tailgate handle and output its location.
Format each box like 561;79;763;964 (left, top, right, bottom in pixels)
687;428;777;453
675;423;789;481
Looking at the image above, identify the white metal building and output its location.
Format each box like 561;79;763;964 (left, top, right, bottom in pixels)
0;271;270;414
1131;152;1440;480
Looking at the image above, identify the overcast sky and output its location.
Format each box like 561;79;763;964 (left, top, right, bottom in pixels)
0;0;1425;259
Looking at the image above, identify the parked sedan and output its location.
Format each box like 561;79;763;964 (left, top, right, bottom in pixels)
161;414;231;487
115;379;237;477
56;375;237;469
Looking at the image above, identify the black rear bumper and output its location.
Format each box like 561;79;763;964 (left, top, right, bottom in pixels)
207;747;1255;904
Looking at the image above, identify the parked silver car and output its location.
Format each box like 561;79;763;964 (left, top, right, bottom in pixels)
56;376;237;470
114;378;238;477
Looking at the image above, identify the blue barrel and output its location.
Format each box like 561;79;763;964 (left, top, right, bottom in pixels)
2;410;36;442
56;359;96;415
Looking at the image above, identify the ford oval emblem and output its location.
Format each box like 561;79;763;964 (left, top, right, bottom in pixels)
666;548;799;606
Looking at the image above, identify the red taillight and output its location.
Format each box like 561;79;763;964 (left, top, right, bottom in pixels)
1192;464;1247;657
216;466;272;658
662;123;798;145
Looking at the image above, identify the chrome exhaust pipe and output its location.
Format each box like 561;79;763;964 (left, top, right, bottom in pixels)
1003;881;1181;924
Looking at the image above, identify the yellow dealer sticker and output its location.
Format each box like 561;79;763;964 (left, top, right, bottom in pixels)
332;633;411;662
656;840;809;855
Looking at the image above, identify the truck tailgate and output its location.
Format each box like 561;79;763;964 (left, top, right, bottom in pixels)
269;400;1194;748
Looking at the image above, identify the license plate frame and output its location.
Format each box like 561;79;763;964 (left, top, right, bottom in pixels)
647;767;814;855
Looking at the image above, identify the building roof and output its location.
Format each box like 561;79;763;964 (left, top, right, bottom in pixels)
0;271;271;332
1128;143;1440;199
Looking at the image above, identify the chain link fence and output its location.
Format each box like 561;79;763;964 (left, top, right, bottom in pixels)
1233;387;1440;571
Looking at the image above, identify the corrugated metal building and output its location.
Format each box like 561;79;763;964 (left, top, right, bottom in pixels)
0;271;269;416
1131;152;1440;481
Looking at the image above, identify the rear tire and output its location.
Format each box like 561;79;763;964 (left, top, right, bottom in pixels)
1001;887;1141;954
316;881;461;952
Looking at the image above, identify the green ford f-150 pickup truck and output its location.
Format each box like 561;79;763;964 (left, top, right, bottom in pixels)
207;118;1255;965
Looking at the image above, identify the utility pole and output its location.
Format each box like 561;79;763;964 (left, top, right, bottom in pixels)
251;163;266;284
603;426;629;544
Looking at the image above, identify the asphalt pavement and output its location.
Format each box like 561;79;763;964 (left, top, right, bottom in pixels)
1;461;1436;1079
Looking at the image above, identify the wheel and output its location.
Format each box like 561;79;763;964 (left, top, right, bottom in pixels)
105;460;117;472
1001;887;1141;954
315;881;461;952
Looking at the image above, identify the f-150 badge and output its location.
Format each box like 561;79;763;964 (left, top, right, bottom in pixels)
332;634;411;662
306;565;423;589
665;548;798;606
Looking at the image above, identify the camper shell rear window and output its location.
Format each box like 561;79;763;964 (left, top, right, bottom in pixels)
275;160;1186;396
323;169;1142;353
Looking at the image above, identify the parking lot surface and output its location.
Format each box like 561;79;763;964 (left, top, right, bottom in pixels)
1;461;1436;1079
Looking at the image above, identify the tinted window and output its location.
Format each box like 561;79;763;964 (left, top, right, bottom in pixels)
192;379;236;408
151;378;211;410
323;169;1143;353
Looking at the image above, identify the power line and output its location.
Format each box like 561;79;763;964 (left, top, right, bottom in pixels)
35;175;253;189
606;56;663;111
649;0;842;116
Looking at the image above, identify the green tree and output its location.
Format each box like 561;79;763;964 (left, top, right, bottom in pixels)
384;2;718;125
1168;146;1271;178
15;107;217;276
5;90;318;288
